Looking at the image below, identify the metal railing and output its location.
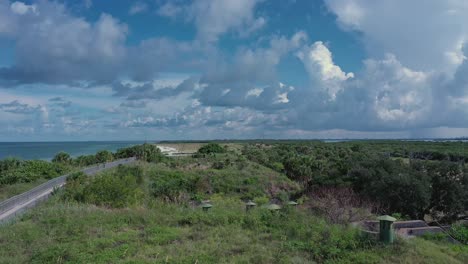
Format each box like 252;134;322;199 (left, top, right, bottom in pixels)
0;157;136;223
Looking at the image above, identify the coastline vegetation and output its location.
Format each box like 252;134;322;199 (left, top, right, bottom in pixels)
0;143;162;200
0;141;467;263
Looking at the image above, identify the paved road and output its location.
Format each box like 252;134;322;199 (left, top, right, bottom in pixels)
0;157;136;224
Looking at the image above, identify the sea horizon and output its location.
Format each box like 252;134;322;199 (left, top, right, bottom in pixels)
1;138;467;161
0;141;149;161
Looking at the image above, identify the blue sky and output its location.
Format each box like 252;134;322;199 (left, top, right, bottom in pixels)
1;0;468;141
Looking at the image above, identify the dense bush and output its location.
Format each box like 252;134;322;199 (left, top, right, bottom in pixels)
197;143;226;155
62;166;144;208
95;150;113;163
51;152;72;164
115;143;164;162
241;145;269;165
0;143;161;187
0;157;22;173
150;171;200;202
0;159;69;184
449;224;468;244
243;142;468;222
72;154;97;167
426;162;468;222
115;165;144;185
350;159;432;219
283;155;319;187
148;155;298;202
306;187;377;224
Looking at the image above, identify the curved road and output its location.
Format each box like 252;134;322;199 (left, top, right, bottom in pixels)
0;157;136;224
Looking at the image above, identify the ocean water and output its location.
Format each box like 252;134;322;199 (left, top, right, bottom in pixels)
0;141;149;160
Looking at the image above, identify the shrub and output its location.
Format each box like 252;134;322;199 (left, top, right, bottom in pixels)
253;196;269;206
270;162;284;172
115;143;164;162
211;161;225;169
0;160;68;184
427;162;468;222
62;169;144;208
73;155;97;167
197;143;226;155
84;173;143;208
52;152;72;164
115;165;144;185
449;224;468;244
241;145;269;165
282;155;317;186
0;157;22;172
350;159;432;219
212;159;230;169
306;187;377;224
62;172;88;203
95;150;113;163
150;171;200;202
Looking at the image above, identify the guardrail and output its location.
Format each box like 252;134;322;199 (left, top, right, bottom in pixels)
0;157;136;223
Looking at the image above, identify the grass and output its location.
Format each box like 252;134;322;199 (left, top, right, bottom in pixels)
390;157;410;165
0;156;133;202
0;198;365;263
0;179;48;201
0;152;467;263
378;238;468;264
0;163;102;202
1;196;466;263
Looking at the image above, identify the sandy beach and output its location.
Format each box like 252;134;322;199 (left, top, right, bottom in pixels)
156;143;203;156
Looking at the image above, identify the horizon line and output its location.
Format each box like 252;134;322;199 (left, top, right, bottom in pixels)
0;137;467;143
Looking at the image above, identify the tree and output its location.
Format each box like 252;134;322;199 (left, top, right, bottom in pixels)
428;162;468;222
73;155;97;167
115;144;164;162
350;159;432;219
95;150;113;163
52;152;71;164
283;156;318;187
307;187;377;224
0;157;22;172
197;143;226;155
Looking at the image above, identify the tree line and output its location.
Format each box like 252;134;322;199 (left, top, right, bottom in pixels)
0;143;164;185
242;142;468;223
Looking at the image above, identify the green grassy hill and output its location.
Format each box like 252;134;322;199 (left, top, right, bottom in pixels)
1;149;467;263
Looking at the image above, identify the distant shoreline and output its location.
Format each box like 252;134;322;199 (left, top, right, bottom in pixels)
1;137;467;144
1;139;468;160
0;141;145;161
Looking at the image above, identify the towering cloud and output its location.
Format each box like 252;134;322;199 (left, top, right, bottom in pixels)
297;41;354;99
324;0;468;73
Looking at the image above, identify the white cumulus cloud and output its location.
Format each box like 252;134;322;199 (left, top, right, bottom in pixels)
324;0;468;74
158;0;265;42
10;1;36;15
297;41;354;99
